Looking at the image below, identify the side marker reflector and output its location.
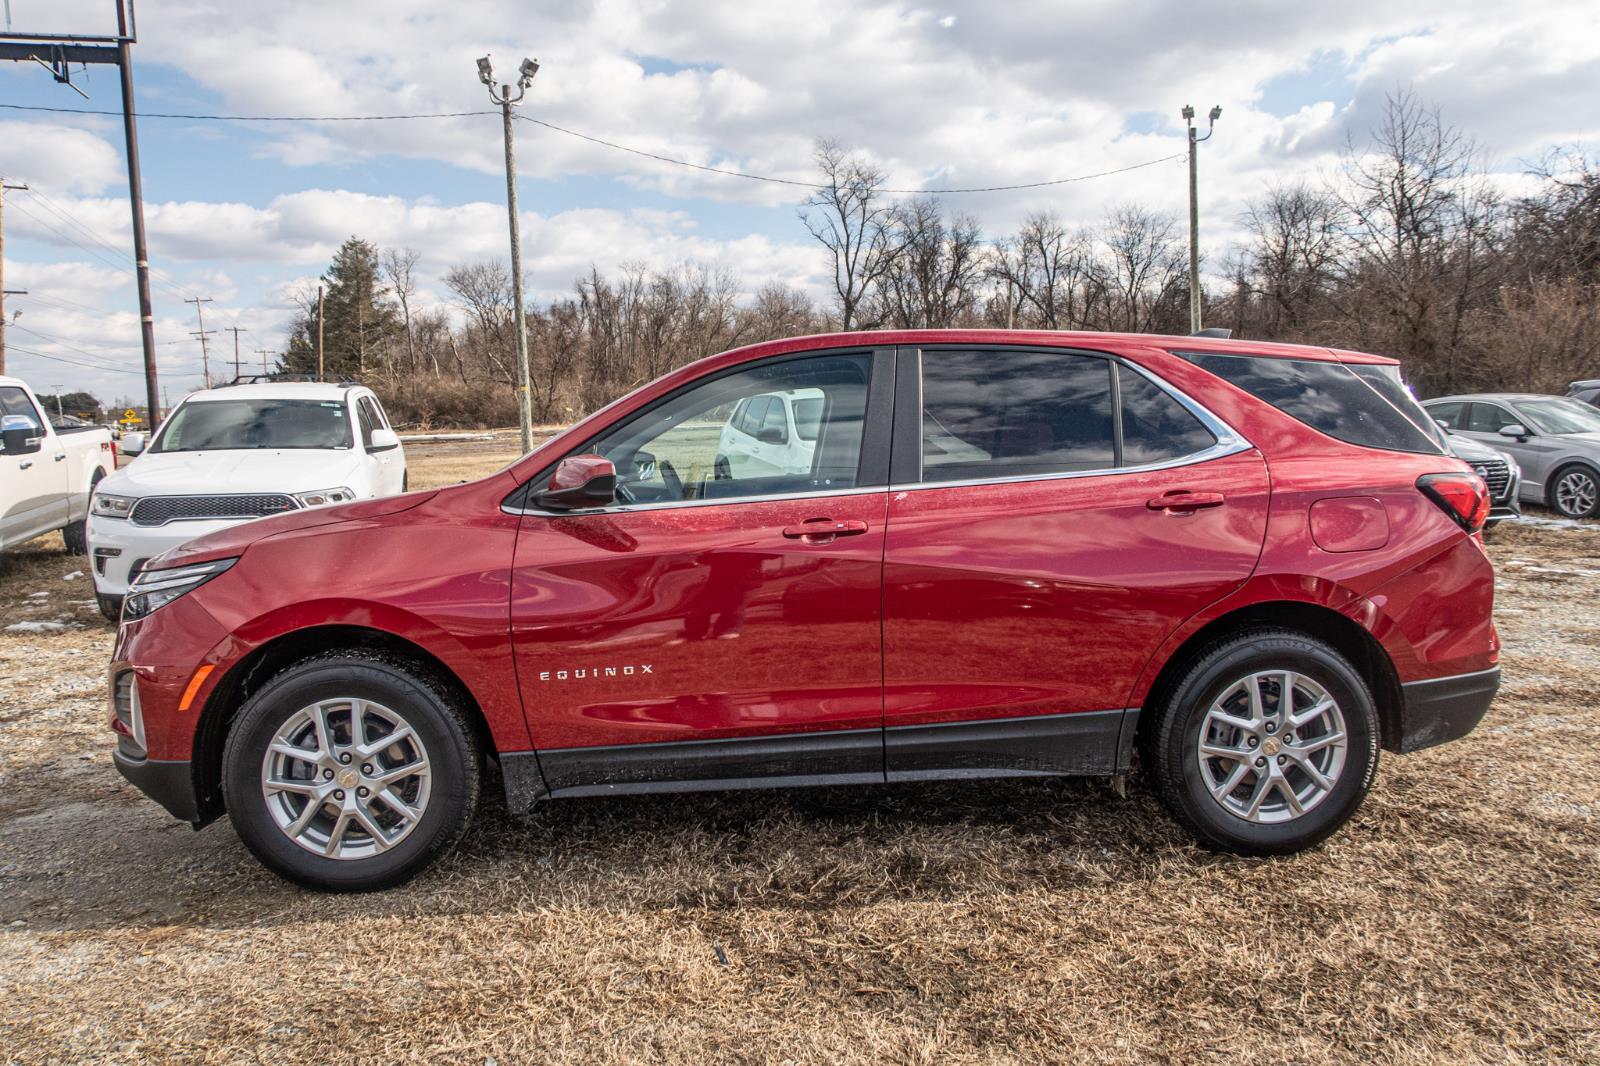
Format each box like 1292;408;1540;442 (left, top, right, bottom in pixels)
178;664;215;712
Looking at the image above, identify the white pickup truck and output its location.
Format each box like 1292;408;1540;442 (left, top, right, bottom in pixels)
87;380;407;621
0;375;117;557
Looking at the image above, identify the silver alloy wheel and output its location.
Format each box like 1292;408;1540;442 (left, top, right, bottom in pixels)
1555;469;1597;517
261;697;432;859
1196;670;1348;824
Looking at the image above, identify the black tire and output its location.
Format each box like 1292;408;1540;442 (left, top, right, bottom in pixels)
222;654;481;892
1548;463;1600;520
402;470;409;492
96;593;123;624
1143;628;1380;856
713;455;732;480
63;468;106;555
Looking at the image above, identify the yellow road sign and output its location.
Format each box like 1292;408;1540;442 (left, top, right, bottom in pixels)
120;408;142;426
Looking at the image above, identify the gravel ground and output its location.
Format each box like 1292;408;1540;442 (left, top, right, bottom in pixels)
1;442;1597;1063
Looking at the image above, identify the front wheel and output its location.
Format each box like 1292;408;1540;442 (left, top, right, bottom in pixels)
96;593;122;624
1550;464;1599;520
222;654;481;891
1144;629;1380;856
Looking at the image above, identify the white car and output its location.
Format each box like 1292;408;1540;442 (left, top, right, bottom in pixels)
88;382;406;620
715;388;827;481
1;375;117;555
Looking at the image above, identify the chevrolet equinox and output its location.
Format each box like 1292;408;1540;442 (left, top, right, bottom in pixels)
109;331;1500;891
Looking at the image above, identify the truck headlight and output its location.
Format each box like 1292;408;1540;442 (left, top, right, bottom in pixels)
292;486;355;507
123;558;237;622
91;493;138;518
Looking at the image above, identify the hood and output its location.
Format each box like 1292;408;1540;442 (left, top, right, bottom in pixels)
102;449;366;498
1443;434;1509;463
155;489;439;569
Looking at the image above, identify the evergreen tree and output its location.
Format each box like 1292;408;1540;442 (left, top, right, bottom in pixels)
282;237;399;380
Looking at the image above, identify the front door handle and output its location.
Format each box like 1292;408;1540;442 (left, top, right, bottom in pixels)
55;453;67;462
782;518;869;542
1147;490;1225;513
18;461;32;470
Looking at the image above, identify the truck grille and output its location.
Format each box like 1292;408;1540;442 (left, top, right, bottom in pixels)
129;494;299;526
1467;458;1512;501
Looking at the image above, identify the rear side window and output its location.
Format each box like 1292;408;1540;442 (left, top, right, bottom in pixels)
921;349;1115;482
1425;401;1465;429
1181;352;1443;455
1119;368;1216;465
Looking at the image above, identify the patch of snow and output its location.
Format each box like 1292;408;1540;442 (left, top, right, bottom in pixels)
5;621;72;633
28;591;49;599
61;571;83;581
1512;514;1600;531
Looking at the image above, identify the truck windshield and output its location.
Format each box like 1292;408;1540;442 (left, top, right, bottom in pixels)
152;399;353;452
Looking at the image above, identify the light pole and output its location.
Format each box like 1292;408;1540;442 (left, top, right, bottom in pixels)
478;54;540;453
1182;104;1221;334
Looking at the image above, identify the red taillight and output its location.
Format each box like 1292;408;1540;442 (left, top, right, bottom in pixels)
1417;472;1490;533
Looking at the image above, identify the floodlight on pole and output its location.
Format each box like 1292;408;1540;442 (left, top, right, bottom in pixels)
1182;102;1221;333
477;53;541;452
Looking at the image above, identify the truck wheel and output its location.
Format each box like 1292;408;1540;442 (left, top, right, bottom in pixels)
96;594;123;624
62;469;106;555
222;654;481;892
1143;628;1380;856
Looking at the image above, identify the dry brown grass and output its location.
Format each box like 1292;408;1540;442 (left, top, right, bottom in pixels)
1;448;1598;1063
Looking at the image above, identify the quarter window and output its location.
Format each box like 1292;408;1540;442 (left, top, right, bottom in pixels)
1119;367;1217;465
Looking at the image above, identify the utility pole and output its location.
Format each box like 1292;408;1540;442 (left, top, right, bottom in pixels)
477;53;540;452
256;349;274;376
1;3;160;419
0;179;29;376
225;325;247;381
316;284;325;383
1181;104;1221;334
185;296;214;388
50;385;64;420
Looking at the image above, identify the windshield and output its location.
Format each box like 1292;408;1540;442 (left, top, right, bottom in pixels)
1514;397;1600;435
152;399;353;452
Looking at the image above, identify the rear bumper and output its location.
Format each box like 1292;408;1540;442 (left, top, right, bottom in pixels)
111;751;201;823
1395;667;1501;753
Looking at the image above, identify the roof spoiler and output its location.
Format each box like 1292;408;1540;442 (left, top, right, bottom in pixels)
1190;327;1232;339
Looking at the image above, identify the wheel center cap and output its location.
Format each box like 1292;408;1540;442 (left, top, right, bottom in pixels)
337;767;359;789
1262;737;1282;757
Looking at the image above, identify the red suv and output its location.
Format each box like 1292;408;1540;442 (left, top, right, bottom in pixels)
109;331;1499;890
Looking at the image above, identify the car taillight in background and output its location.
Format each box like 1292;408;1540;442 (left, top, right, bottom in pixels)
1417;472;1490;533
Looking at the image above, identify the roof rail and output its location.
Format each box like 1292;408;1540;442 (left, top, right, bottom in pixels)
1190;327;1232;339
218;374;332;387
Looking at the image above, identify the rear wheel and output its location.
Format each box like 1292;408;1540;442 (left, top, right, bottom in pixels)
62;469;105;555
1550;464;1599;519
1144;629;1380;855
96;593;122;624
222;654;480;891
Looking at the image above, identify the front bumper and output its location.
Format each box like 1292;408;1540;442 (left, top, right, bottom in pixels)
1395;666;1501;753
88;513;245;596
111;751;201;822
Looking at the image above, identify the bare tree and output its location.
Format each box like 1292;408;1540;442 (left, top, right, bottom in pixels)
800;139;900;330
1240;182;1347;337
382;247;425;377
1100;204;1187;332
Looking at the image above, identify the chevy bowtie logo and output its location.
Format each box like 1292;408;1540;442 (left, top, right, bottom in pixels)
539;664;654;681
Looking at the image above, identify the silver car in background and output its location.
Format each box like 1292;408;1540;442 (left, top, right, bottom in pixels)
1424;394;1600;520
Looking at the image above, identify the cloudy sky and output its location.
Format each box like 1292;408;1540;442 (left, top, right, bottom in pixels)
1;0;1596;405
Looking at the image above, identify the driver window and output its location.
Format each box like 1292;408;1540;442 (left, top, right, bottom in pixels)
588;352;872;505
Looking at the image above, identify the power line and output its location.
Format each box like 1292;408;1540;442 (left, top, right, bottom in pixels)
6;343;144;374
0;100;1186;195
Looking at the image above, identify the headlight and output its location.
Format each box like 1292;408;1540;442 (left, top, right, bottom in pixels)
123;557;237;622
293;486;355;507
91;493;138;518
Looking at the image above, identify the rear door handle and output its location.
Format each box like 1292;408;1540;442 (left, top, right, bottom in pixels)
18;461;32;470
54;453;67;462
782;518;869;542
1147;490;1225;513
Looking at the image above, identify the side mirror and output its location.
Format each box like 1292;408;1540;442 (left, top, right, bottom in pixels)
121;432;146;456
536;454;616;511
1434;418;1452;432
1499;424;1529;440
757;427;786;445
369;427;401;452
1;414;42;456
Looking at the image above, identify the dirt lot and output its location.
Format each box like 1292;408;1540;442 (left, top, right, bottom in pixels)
2;437;1597;1063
